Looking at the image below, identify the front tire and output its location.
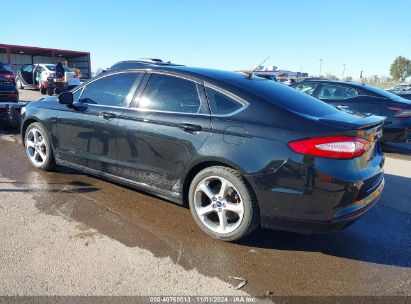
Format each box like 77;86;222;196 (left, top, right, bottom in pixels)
16;78;24;89
188;166;259;241
25;123;56;171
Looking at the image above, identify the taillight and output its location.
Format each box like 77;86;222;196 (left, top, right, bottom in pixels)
288;136;369;159
387;107;411;118
73;74;79;78
1;72;15;80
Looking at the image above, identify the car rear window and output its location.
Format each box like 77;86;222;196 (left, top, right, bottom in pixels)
228;78;339;116
363;84;405;101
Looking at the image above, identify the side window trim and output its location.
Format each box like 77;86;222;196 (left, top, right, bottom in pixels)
73;86;85;103
203;82;249;117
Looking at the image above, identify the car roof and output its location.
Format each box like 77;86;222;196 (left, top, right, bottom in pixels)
108;64;254;84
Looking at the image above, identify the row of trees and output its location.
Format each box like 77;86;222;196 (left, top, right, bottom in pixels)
324;73;391;83
321;56;410;83
390;56;411;81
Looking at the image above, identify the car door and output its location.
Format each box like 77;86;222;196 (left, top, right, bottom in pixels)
116;72;211;192
56;71;142;174
20;65;34;85
33;65;45;87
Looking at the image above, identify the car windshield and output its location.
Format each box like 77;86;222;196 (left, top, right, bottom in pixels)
44;64;72;72
228;78;339;116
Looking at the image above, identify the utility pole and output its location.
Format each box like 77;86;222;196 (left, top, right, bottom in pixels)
319;59;323;77
342;64;346;80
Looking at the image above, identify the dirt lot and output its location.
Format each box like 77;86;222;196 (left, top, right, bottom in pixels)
0;89;410;298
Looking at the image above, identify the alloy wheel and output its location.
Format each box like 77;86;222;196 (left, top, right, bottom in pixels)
194;176;244;234
26;128;48;167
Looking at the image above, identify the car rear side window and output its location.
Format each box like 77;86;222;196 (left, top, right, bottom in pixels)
227;78;339;116
317;85;358;100
205;87;243;115
79;73;140;107
293;83;318;96
138;74;201;113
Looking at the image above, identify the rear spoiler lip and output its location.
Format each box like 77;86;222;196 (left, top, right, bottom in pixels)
318;115;386;130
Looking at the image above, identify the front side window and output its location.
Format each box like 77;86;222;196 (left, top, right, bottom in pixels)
293;83;318;96
205;87;243;115
23;65;33;73
79;73;139;107
138;74;201;113
317;85;358;100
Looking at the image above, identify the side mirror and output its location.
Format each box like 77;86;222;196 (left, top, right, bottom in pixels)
58;92;73;105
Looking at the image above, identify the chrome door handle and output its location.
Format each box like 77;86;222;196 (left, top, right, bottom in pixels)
179;123;203;132
99;112;116;119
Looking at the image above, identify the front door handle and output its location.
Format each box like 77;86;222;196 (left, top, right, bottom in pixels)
179;123;203;132
99;112;116;119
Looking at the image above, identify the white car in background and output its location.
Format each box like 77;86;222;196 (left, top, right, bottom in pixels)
386;84;411;92
16;63;80;90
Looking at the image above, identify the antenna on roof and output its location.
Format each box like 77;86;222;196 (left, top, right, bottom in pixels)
247;57;270;79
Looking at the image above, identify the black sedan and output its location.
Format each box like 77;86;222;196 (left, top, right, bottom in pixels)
21;64;385;241
291;80;411;143
0;64;20;127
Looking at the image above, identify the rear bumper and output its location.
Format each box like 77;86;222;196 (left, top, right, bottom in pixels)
261;178;384;234
0;103;22;127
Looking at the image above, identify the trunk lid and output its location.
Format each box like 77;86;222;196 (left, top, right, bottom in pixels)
317;112;385;178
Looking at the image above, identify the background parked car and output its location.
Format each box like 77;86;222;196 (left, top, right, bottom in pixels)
15;64;80;91
386;84;411;100
386;84;411;92
0;62;20;128
291;80;411;143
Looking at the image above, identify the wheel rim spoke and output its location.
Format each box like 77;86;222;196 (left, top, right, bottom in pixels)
218;211;228;232
224;202;243;215
33;130;40;143
219;179;229;198
198;182;215;200
197;204;215;216
38;148;46;160
26;140;35;148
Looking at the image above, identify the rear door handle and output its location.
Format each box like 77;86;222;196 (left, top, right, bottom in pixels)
336;105;348;109
179;123;203;132
99;112;116;119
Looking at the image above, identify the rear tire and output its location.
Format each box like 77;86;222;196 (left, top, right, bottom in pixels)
24;122;56;171
188;166;259;241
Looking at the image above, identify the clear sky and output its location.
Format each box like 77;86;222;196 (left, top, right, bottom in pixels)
2;0;410;78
